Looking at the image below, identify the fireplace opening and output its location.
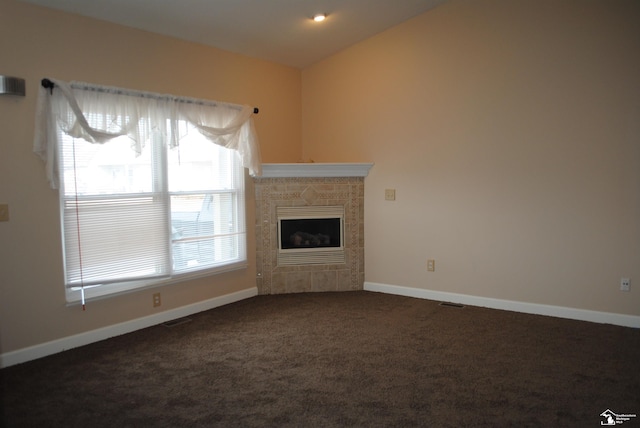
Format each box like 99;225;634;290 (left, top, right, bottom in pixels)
276;205;345;265
280;218;341;250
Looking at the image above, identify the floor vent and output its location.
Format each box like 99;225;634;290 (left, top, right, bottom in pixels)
163;317;192;327
439;302;465;308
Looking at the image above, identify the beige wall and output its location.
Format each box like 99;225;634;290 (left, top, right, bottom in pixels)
0;0;301;354
302;0;640;315
2;0;639;359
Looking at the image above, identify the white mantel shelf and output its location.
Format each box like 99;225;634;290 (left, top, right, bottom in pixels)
258;163;374;178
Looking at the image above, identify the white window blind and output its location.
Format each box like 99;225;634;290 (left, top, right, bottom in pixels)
34;79;259;304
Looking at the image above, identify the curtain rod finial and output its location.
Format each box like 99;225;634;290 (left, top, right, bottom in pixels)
41;78;55;94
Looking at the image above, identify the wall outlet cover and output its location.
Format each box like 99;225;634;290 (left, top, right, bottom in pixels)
385;189;396;201
620;278;630;292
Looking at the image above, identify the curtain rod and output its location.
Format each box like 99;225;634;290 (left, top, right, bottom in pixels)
41;78;259;114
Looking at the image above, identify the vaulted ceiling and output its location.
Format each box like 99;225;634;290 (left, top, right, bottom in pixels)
21;0;446;68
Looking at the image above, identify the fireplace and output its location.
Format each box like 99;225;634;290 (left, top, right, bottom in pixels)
253;163;373;294
277;206;345;266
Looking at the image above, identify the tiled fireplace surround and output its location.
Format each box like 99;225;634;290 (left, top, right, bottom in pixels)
253;163;373;294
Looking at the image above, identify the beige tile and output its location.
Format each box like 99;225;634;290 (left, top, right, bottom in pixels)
312;270;337;292
271;272;287;294
336;269;352;291
286;271;311;293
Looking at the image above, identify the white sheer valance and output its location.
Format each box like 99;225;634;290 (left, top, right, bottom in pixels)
33;78;262;188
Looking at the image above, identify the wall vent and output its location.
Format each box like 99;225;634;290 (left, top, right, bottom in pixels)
0;76;26;96
439;302;465;308
163;317;192;327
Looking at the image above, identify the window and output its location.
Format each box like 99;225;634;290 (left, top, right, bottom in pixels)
34;79;261;304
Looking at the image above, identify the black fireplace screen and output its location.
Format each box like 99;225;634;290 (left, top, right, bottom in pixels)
280;218;341;249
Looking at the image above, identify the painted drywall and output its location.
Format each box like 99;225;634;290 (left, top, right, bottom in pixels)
0;0;301;355
302;0;640;316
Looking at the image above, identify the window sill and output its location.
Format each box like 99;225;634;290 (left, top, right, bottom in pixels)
65;261;248;306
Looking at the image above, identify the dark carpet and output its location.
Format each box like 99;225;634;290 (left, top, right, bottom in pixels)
1;291;639;427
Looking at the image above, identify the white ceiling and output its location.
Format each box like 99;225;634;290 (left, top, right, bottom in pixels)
21;0;446;69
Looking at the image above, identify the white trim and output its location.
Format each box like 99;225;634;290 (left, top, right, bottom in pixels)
259;163;374;178
364;282;640;328
0;287;258;368
65;262;249;304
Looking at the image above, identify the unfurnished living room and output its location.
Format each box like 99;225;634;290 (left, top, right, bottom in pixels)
1;0;639;426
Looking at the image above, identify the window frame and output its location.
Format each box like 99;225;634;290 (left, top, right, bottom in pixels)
59;124;248;305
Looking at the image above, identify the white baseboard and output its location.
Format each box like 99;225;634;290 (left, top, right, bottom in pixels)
0;287;258;368
364;282;640;328
4;284;636;368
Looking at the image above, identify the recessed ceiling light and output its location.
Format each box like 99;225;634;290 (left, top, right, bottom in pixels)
313;14;326;22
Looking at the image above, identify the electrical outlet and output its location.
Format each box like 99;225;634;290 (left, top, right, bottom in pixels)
427;259;435;272
153;292;162;307
0;204;9;222
620;278;630;292
385;189;396;201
